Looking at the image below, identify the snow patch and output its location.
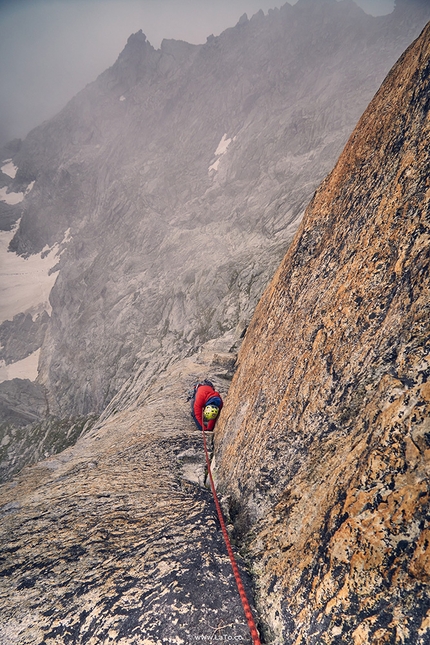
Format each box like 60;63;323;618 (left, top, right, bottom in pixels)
208;159;220;173
0;224;61;324
25;181;35;195
209;133;236;174
1;160;18;179
0;186;24;205
0;349;40;383
215;134;232;156
63;228;72;244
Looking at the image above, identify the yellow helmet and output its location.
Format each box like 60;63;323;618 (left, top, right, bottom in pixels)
203;405;219;421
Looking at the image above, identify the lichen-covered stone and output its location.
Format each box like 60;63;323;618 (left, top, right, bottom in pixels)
214;21;430;645
0;335;257;644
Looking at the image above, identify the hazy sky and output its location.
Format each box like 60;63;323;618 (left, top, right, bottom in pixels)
0;0;395;146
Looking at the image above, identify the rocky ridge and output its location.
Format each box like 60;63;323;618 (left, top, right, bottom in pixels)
214;19;430;645
0;334;258;644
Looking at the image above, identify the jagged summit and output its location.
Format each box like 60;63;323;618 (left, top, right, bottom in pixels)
236;12;249;26
108;28;159;84
125;28;147;44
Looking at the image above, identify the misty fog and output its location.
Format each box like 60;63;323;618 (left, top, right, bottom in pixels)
0;0;395;146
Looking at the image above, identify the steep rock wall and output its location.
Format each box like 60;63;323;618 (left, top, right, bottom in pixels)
214;21;430;645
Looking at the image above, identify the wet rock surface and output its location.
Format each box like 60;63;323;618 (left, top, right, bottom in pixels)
0;335;258;644
214;21;430;645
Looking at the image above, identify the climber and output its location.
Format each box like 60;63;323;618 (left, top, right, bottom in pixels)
190;380;223;431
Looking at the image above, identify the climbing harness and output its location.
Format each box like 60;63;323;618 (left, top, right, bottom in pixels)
201;414;262;645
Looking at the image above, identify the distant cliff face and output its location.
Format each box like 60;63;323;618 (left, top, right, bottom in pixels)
214;20;430;645
1;0;429;425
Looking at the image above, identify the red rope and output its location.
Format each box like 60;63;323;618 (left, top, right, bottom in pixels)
201;416;261;645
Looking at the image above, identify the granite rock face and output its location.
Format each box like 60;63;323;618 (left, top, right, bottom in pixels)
214;20;430;645
0;335;258;644
1;8;430;644
2;0;429;426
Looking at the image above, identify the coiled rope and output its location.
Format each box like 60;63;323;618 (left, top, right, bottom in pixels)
201;416;262;645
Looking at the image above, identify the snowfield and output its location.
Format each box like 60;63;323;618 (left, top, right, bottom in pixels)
0;225;60;324
0;349;40;383
215;133;232;156
208;133;235;174
0;186;24;204
1;160;18;178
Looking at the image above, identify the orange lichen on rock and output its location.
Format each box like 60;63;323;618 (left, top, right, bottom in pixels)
214;21;430;645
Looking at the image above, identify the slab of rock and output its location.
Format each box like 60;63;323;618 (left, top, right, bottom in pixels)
0;336;258;644
214;21;430;645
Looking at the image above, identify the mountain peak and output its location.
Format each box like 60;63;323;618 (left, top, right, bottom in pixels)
236;12;249;26
127;29;146;43
109;28;158;85
117;29;153;61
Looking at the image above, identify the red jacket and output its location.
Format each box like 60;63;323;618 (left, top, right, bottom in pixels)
192;384;223;431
